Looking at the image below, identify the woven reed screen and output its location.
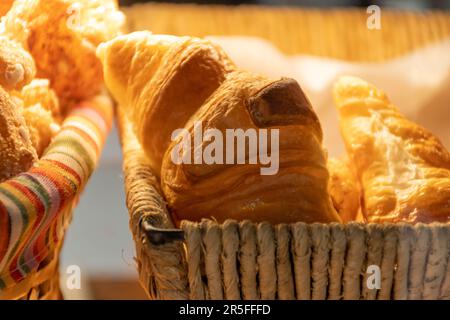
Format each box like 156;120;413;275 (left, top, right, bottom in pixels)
124;3;450;61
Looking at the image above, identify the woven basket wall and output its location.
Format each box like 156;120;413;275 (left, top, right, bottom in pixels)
121;4;450;300
3;229;66;300
15;242;64;300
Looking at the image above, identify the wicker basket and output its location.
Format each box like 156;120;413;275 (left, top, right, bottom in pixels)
2;237;64;300
120;4;450;300
0;97;112;300
13;244;63;300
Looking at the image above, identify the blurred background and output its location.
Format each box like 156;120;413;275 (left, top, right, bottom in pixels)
120;0;450;9
60;0;450;300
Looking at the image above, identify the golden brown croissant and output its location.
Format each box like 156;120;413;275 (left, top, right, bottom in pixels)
328;157;361;222
97;31;235;174
161;71;341;225
2;0;124;106
334;76;450;223
0;85;37;182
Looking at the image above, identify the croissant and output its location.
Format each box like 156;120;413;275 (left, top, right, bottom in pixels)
97;31;235;174
334;76;450;223
328;157;361;222
161;70;341;225
1;0;124;107
0;86;37;182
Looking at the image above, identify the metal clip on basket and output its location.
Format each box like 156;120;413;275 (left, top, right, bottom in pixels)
141;217;185;246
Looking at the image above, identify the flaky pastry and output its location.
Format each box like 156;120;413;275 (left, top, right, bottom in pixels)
328;157;361;222
0;85;37;182
161;71;341;225
2;0;124;105
20;79;61;120
334;76;450;223
16;79;61;156
97;31;235;174
0;36;36;91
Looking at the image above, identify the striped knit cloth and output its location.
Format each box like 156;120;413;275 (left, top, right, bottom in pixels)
0;95;113;294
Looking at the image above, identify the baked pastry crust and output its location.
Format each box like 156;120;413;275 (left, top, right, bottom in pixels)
334;76;450;223
2;0;124;106
0;0;123;182
0;86;37;182
20;79;60;121
97;31;235;174
328;157;361;222
0;36;36;91
16;79;61;156
161;71;341;225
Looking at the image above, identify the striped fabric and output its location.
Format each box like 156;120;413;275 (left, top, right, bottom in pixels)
0;96;113;292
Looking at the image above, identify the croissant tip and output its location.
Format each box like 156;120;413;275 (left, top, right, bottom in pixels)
333;75;367;93
333;75;388;107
